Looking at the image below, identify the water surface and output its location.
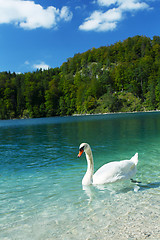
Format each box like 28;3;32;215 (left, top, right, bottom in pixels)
0;112;160;239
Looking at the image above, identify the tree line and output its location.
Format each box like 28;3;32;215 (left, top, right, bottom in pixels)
1;35;160;119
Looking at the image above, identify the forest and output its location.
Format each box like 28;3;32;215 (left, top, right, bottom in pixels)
1;35;160;119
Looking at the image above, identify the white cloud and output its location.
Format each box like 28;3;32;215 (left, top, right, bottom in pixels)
75;6;81;10
59;6;73;22
33;61;50;70
119;0;149;11
97;0;116;7
0;0;73;30
79;8;122;31
98;0;149;10
79;0;150;32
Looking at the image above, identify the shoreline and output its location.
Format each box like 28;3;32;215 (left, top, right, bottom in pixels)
1;109;160;121
72;109;160;117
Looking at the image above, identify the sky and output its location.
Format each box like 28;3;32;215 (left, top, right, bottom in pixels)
0;0;160;73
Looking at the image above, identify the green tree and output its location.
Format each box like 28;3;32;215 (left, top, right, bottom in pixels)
45;77;60;116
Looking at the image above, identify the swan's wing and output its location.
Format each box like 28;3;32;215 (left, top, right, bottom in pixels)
93;161;122;184
93;160;137;185
117;160;137;177
130;152;138;165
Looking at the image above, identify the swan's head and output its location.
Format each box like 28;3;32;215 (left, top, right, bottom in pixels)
77;143;90;157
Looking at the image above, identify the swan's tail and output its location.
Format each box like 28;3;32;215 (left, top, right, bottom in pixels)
131;153;138;165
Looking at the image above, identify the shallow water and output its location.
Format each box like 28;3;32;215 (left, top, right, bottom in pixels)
0;112;160;239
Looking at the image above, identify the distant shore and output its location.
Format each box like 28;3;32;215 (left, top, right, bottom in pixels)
72;109;160;117
1;109;160;121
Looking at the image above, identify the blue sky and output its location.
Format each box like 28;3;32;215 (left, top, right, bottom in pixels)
0;0;159;73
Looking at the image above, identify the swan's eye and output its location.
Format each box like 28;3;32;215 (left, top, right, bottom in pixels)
79;146;84;152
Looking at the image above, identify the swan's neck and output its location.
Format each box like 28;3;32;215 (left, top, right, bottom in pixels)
82;150;94;185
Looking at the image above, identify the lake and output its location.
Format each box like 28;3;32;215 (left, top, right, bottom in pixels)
0;112;160;239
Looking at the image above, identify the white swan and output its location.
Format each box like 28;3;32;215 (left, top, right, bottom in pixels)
78;143;138;186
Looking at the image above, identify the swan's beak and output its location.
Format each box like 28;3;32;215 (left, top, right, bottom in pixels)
77;149;84;158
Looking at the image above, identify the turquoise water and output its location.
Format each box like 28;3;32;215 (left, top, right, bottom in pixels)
0;113;160;239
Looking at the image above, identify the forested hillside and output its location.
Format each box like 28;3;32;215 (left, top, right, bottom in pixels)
1;35;160;119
